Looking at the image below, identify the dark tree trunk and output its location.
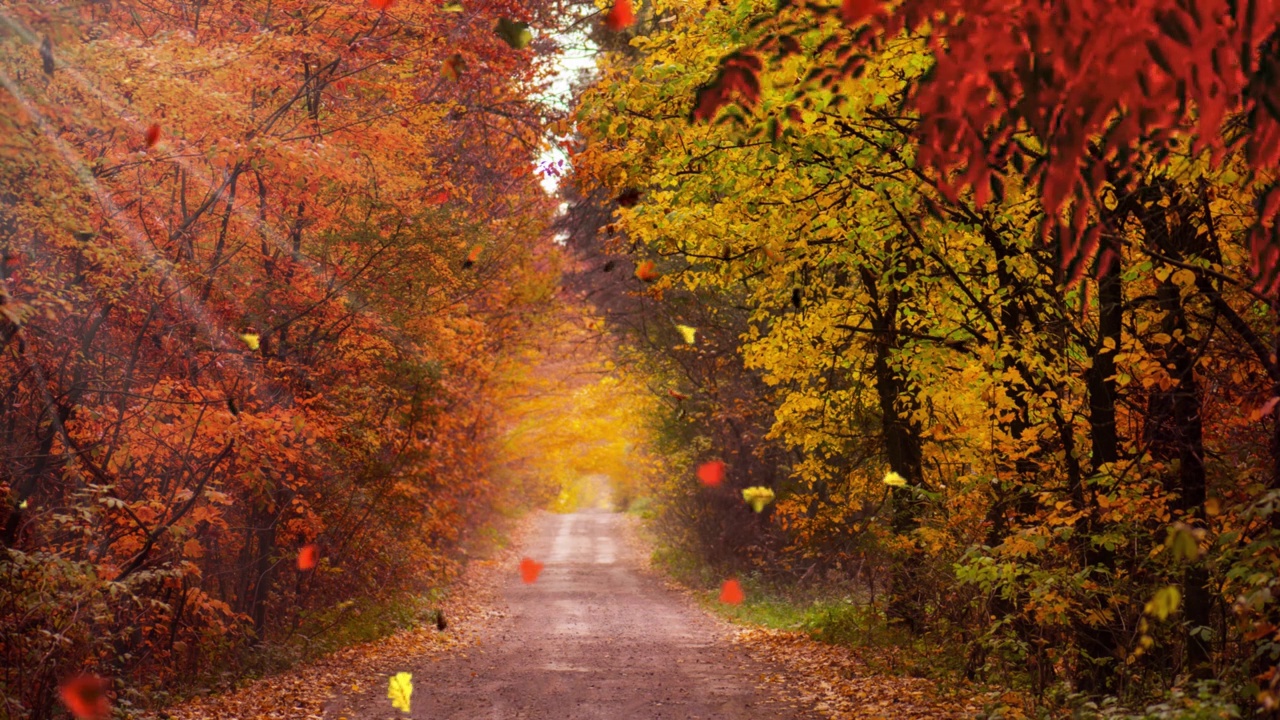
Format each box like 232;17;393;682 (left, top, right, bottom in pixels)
1135;185;1213;677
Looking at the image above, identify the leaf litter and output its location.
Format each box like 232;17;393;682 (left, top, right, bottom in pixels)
150;517;537;720
149;512;1024;719
733;627;1030;719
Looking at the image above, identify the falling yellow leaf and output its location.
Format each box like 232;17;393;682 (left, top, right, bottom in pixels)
742;486;775;513
1144;586;1181;621
1165;522;1201;561
238;333;260;351
676;324;697;345
387;671;412;713
882;470;907;487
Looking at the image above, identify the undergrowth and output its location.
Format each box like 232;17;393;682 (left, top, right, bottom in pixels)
650;541;1244;720
651;544;966;681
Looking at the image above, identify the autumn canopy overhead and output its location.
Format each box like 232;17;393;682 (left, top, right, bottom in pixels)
6;0;1280;716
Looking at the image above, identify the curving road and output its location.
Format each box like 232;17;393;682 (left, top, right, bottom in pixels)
341;511;808;719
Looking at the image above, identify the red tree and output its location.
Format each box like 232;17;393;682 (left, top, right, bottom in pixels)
694;0;1280;291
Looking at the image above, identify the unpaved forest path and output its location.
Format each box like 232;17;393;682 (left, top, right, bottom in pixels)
329;511;810;719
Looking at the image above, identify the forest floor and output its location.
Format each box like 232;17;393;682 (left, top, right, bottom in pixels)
158;511;1007;720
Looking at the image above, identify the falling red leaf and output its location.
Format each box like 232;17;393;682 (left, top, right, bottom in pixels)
840;0;879;25
634;260;659;282
604;0;634;31
719;578;745;605
442;53;467;81
615;188;642;207
696;460;725;487
691;51;763;123
59;675;110;720
462;244;483;269
297;544;319;570
1254;396;1280;421
519;557;544;584
144;123;161;148
368;0;395;9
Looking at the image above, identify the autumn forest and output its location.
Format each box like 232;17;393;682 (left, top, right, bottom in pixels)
3;0;1280;718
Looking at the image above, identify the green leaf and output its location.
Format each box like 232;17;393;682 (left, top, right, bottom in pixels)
494;18;532;49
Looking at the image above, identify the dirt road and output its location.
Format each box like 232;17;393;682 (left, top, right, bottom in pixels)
335;511;808;719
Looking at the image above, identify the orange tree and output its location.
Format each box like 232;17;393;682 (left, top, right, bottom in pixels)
0;0;566;714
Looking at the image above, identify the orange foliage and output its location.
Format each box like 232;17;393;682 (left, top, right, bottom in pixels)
0;0;566;713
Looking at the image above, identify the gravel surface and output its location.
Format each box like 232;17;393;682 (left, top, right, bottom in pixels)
335;510;810;720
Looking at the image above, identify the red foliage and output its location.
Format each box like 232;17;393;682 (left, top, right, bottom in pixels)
719;578;745;605
604;0;635;31
143;123;161;148
59;675;110;720
840;0;879;25
519;557;544;584
368;0;395;10
695;0;1280;292
696;460;725;487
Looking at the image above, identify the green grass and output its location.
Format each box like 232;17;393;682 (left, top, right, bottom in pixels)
698;579;878;644
240;586;447;683
650;544;969;682
625;495;656;520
